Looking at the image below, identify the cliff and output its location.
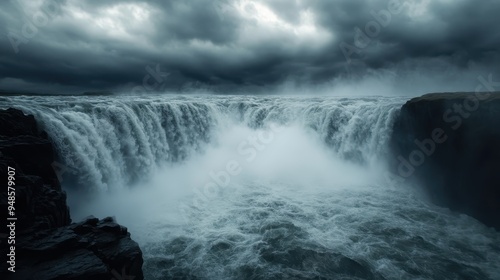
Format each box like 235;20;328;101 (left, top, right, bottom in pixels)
0;108;144;279
390;92;500;230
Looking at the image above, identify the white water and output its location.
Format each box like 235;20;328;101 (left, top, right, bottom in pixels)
1;94;499;279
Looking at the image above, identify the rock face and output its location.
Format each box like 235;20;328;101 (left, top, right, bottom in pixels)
0;108;143;280
390;92;500;230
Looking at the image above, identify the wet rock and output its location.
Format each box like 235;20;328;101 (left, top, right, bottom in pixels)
0;108;144;280
390;92;500;230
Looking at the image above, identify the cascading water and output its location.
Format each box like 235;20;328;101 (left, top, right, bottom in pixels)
1;94;499;279
0;95;401;190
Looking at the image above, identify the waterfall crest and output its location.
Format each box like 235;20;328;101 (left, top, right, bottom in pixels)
1;95;404;190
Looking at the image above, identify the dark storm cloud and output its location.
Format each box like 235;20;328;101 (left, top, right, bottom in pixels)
0;0;499;94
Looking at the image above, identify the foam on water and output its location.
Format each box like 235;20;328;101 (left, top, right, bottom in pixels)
1;94;499;279
0;95;401;190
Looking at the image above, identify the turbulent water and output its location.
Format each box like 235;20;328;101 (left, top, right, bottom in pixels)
1;94;499;279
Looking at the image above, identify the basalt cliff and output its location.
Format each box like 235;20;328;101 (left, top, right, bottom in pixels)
390;92;500;230
0;108;144;280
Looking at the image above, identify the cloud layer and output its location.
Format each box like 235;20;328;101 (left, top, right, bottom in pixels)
1;0;499;94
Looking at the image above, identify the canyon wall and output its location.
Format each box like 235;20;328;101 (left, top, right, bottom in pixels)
390;92;500;230
0;108;144;280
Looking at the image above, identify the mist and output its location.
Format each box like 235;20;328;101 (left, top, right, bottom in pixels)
3;0;500;278
68;122;387;244
6;93;499;279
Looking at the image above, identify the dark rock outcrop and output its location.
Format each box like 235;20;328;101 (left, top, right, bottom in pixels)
390;92;500;230
0;108;143;279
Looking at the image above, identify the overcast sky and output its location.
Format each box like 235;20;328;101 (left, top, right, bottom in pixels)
1;0;499;95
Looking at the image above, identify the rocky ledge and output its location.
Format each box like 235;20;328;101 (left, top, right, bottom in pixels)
390;92;500;230
0;108;143;280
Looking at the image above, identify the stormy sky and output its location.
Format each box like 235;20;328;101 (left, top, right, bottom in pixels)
0;0;499;95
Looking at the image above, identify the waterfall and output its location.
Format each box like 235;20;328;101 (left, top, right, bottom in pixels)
0;95;404;191
3;94;498;280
